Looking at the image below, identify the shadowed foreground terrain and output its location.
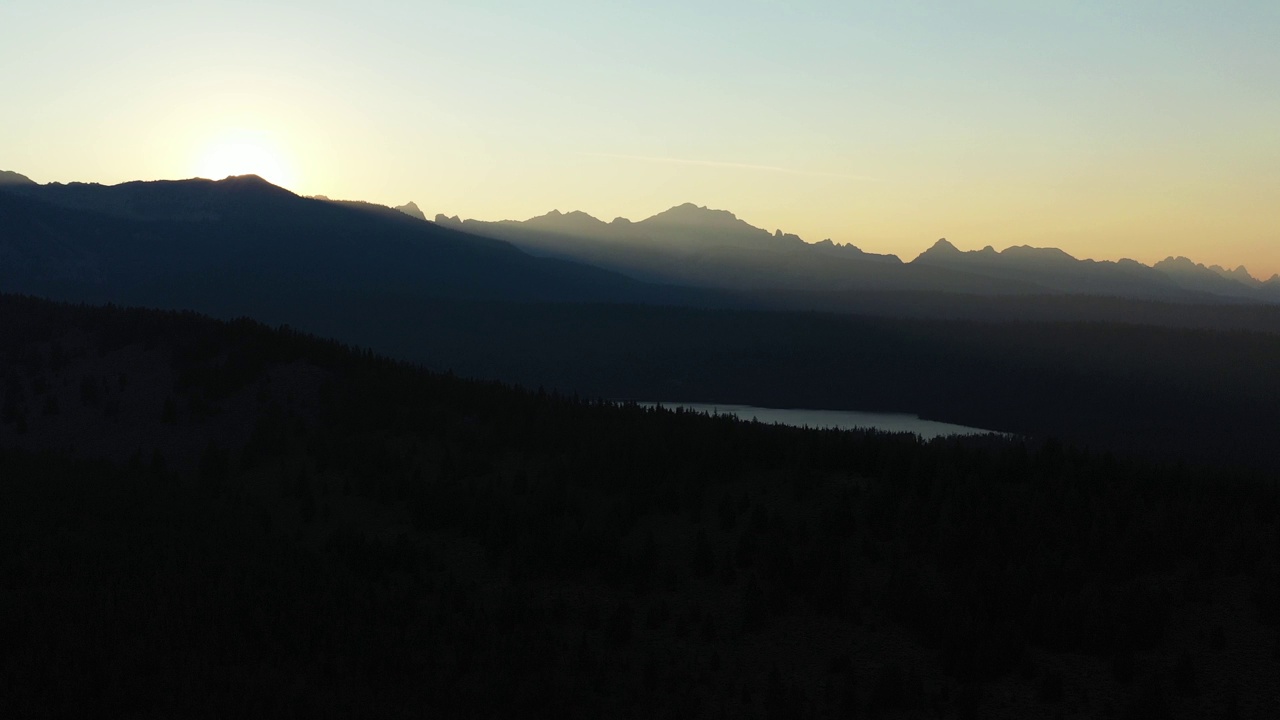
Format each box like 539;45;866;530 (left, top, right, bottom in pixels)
2;295;1278;718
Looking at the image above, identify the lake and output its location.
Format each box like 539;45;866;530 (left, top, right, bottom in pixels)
638;402;1002;440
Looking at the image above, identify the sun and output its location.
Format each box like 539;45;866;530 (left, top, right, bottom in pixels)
194;129;295;188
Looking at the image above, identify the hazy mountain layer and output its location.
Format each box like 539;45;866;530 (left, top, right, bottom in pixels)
916;238;1280;302
435;205;1037;296
431;204;1280;304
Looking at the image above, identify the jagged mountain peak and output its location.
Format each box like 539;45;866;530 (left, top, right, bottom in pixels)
915;238;961;259
394;201;426;221
641;203;751;228
811;238;903;264
1213;264;1258;285
524;208;608;230
1000;245;1077;262
916;239;1078;265
1154;256;1206;275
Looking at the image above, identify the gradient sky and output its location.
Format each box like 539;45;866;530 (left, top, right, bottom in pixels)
4;1;1278;274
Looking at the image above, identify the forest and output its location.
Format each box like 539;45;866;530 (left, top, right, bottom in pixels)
2;294;1278;718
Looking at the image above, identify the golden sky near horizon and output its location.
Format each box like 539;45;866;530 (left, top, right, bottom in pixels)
3;1;1278;275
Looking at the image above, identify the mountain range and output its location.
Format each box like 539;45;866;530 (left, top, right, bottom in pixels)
7;169;1277;311
5;171;1280;464
432;203;1280;304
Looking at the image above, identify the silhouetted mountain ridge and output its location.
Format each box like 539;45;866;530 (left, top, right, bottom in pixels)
8;167;1272;305
812;237;903;263
1152;255;1276;300
641;202;768;236
0;170;35;186
0;174;301;223
440;207;1009;294
522;208;611;236
440;205;1276;304
0;174;718;344
912;237;1274;302
7;169;1280;337
1210;263;1261;287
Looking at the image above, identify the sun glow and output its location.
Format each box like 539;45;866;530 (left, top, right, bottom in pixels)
194;129;295;188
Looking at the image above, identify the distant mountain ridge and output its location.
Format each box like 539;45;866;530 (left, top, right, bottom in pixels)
433;203;1279;304
435;205;1012;296
911;238;1280;302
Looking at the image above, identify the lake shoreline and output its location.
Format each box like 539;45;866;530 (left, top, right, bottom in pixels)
628;401;1006;440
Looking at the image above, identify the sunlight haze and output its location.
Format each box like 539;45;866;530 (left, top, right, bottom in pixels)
194;128;296;188
3;0;1278;274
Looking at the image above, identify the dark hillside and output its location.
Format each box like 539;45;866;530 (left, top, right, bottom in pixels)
755;288;1280;333
2;295;1277;718
360;300;1280;472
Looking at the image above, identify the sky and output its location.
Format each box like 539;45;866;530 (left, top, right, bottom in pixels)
3;1;1279;274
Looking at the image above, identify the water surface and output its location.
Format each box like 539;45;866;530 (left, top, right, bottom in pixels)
640;402;1001;440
